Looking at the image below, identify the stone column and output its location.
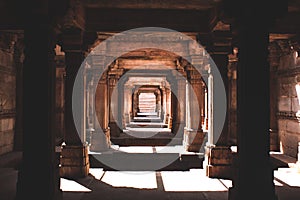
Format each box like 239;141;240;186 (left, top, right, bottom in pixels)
14;36;24;151
184;69;206;152
124;84;133;127
269;42;280;151
59;31;89;178
165;87;172;126
16;19;62;200
227;48;238;145
225;2;286;199
108;74;121;137
173;76;186;138
91;72;110;151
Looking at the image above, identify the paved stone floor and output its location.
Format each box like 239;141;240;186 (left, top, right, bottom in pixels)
0;150;300;200
1;167;300;200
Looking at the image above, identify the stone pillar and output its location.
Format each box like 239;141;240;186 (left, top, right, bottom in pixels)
204;54;233;178
155;90;162;117
225;2;286;199
108;74;121;137
123;84;133;127
184;69;206;152
161;86;167;122
59;31;89;178
16;19;62;200
269;42;280;151
91;72;110;151
165;87;171;126
132;88;139;117
173;76;186;138
14;36;24;151
227;48;238;145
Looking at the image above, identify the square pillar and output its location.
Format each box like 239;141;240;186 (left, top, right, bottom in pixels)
16;21;62;200
59;31;89;178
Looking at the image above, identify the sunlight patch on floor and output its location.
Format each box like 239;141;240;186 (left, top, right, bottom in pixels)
160;169;231;192
89;168;105;180
60;178;92;192
101;171;157;189
274;168;300;187
118;146;154;153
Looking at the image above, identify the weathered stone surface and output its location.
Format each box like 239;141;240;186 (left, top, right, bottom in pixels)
60;145;90;178
291;97;300;112
183;129;206;152
278;97;291;111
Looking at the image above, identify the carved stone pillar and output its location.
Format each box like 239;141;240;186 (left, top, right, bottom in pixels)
91;72;110;151
204;54;233;178
16;20;62;200
165;87;172;126
225;2;286;199
173;75;186;138
123;84;133;127
227;48;238;145
184;69;206;152
269;42;280;151
59;30;89;178
108;74;121;137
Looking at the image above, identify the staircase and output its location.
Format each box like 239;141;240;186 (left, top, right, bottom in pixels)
112;111;178;146
89;145;204;171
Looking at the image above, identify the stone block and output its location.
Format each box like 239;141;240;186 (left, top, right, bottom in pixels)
286;120;300;134
61;145;88;158
0;118;14;132
208;147;232;165
183;129;206;152
278;97;291;112
278;119;287;130
291;97;300;112
60;156;89;166
60;145;90;178
0;144;13;155
60;163;90;178
279;83;291;97
2;130;14;145
206;165;233;179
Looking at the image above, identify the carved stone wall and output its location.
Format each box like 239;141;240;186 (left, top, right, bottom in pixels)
272;39;300;157
0;32;18;155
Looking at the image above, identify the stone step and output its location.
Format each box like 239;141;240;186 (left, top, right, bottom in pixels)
127;123;167;128
89;150;204;171
132;118;162;123
111;131;181;146
111;137;182;146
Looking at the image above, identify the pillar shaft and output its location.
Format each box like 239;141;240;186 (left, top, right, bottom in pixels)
64;51;85;145
16;22;61;200
108;75;121;137
60;32;89;178
230;19;277;200
91;74;110;151
173;77;186;135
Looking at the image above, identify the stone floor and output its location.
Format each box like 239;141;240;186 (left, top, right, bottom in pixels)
0;151;300;200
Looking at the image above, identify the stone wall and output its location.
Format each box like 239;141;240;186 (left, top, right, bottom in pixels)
270;39;300;158
0;33;17;155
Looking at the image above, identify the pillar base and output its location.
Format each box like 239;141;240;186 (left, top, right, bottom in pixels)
270;130;279;151
90;128;111;152
109;122;121;137
60;144;89;178
183;128;206;152
203;146;233;179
